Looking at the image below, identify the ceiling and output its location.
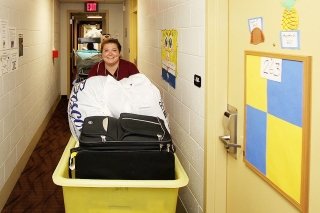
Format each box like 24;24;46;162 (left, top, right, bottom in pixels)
59;0;124;3
71;12;106;21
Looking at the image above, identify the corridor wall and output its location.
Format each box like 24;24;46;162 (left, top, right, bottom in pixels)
0;0;61;210
138;1;206;213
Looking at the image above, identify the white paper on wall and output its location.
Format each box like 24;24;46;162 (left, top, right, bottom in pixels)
0;19;9;50
9;27;17;49
260;57;282;82
10;49;18;71
0;50;10;74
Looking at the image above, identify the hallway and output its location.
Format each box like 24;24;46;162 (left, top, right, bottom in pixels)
1;0;320;212
1;96;70;212
1;96;186;213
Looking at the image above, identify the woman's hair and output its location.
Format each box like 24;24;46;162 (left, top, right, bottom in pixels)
100;38;121;53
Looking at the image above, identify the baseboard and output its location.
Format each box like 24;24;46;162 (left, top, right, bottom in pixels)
0;95;61;211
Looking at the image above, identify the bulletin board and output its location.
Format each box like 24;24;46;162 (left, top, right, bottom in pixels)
244;51;311;212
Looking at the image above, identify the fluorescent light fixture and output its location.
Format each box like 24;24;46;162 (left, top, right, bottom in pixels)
87;15;102;19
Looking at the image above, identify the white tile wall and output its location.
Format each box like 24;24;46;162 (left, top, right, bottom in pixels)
174;4;190;28
12;84;23;109
0;0;60;199
3;72;15;95
0;95;10;120
189;165;204;206
0;77;4;97
180;186;201;213
0;136;10;164
0;119;3;142
173;98;190;131
10;121;23;150
190;0;205;27
178;53;204;82
139;0;205;212
4;148;16;180
4;111;15;144
190;112;204;148
0;164;4;191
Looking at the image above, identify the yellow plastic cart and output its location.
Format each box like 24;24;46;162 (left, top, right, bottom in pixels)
52;137;189;213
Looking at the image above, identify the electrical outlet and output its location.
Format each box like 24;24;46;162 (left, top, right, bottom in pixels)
194;74;201;88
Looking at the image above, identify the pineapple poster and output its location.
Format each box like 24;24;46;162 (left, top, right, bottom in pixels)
161;29;178;88
280;0;300;49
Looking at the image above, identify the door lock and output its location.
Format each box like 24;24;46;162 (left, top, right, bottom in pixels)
219;105;241;159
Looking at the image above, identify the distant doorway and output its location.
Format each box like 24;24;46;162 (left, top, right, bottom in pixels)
67;11;108;94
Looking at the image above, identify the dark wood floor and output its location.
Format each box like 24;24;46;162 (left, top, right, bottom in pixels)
1;96;71;213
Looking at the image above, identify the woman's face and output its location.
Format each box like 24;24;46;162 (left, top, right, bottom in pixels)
101;43;120;66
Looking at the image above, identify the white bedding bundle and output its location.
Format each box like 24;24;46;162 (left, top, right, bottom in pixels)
68;74;169;140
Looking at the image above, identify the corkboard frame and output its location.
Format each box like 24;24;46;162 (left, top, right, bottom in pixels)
243;51;311;213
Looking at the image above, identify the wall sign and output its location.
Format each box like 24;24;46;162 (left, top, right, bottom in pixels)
280;30;300;49
161;29;178;88
85;2;98;12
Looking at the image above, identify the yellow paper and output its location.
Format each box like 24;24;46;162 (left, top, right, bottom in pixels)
246;55;267;111
266;114;302;202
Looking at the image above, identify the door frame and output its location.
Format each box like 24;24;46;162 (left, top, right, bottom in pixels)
129;0;137;65
205;0;229;212
66;10;109;96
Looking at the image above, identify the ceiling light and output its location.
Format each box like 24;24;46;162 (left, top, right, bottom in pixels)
87;15;102;19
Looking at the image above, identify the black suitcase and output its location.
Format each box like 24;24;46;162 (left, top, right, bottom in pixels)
69;113;175;180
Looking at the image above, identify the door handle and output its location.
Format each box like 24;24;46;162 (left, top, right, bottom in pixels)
219;135;241;149
219;105;241;159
